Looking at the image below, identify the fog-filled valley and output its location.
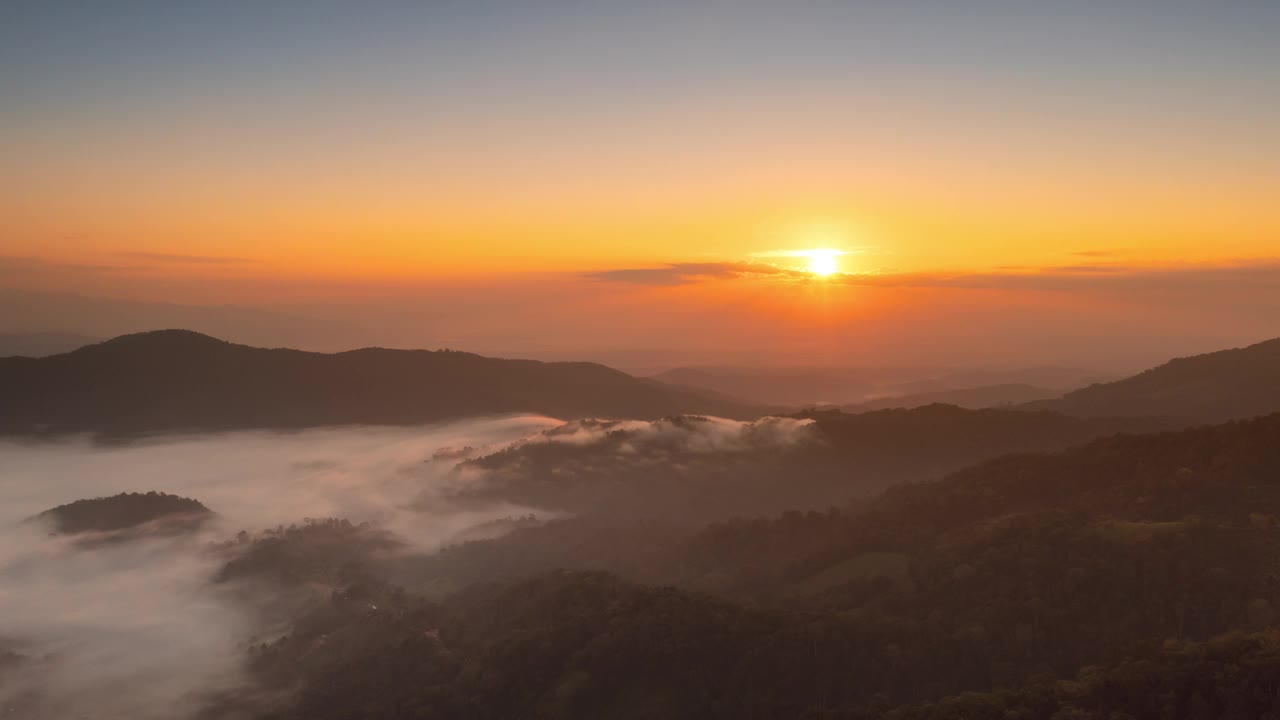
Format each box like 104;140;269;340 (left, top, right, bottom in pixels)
0;411;915;718
6;333;1280;718
0;418;556;718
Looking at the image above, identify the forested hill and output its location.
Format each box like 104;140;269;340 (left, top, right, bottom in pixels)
1030;336;1280;423
339;413;1280;718
34;491;212;536
437;407;1171;521
0;330;754;435
415;413;1280;603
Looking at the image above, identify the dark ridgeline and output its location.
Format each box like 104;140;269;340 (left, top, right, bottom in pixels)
1027;336;1280;424
217;412;1280;720
0;330;755;436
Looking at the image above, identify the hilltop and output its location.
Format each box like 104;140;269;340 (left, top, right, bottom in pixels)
0;330;754;436
1031;336;1280;423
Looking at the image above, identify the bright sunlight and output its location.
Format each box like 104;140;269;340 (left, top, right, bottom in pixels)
797;248;845;276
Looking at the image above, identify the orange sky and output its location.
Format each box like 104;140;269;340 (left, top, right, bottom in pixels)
6;113;1276;290
2;3;1277;368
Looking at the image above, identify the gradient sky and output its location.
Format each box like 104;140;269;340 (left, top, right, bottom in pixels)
2;2;1277;367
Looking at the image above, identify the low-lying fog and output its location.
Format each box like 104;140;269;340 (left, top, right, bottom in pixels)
0;414;814;719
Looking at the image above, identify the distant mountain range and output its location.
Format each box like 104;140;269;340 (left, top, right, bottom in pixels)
657;336;1280;425
1029;336;1280;423
0;330;753;436
651;364;1108;407
0;332;99;358
4;330;1277;437
843;382;1059;412
650;366;877;406
845;338;1280;424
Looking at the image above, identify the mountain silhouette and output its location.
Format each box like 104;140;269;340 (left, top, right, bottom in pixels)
1030;336;1280;423
0;330;754;436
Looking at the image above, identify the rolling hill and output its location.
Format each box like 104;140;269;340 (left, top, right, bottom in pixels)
0;330;754;436
1031;336;1280;423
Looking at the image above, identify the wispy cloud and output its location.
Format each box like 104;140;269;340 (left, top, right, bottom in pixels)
0;255;143;274
584;258;1280;294
750;248;858;259
583;262;757;286
118;252;254;264
1051;265;1133;274
839;260;1280;292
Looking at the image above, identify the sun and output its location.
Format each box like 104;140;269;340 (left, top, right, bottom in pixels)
751;245;851;277
808;252;838;276
801;248;843;277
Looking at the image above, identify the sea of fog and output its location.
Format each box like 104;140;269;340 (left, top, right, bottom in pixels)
0;413;814;719
0;415;562;719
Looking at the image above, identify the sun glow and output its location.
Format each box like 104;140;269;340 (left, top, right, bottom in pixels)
751;247;851;277
807;252;838;276
798;248;845;277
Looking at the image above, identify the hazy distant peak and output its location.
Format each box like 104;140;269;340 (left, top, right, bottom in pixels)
0;332;100;358
1136;336;1280;375
79;329;236;353
844;382;1061;412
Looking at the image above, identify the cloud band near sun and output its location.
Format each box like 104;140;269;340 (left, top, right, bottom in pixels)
583;258;1280;293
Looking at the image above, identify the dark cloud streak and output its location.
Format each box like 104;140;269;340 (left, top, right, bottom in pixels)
583;262;758;286
0;255;143;274
842;261;1280;293
118;252;254;264
585;258;1280;295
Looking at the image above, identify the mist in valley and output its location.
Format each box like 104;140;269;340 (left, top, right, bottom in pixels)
0;414;823;719
5;333;1276;718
